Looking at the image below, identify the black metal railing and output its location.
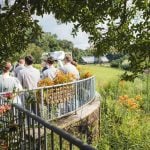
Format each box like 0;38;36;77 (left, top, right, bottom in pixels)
1;103;95;150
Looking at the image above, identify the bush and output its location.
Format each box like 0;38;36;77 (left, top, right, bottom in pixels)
110;59;121;68
121;63;130;70
121;60;130;70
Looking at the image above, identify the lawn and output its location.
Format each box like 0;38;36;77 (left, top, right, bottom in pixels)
80;64;124;89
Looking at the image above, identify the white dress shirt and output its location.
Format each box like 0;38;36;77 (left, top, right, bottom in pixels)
60;63;80;80
42;65;58;80
18;65;40;89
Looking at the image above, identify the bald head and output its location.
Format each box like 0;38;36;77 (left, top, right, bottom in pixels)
19;58;25;65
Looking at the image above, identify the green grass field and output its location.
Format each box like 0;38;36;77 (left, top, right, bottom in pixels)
81;64;124;89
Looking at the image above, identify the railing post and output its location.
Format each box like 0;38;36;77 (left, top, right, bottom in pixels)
41;88;44;118
75;82;77;114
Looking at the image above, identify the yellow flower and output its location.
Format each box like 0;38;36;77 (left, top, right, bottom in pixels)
119;80;125;87
38;78;54;87
135;95;142;101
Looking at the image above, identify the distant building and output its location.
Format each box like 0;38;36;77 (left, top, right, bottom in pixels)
81;56;97;64
81;56;109;64
99;56;109;63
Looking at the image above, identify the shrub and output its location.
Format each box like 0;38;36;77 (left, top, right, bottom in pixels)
121;60;130;70
110;59;121;68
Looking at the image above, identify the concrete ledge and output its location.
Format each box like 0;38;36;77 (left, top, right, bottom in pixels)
54;92;100;129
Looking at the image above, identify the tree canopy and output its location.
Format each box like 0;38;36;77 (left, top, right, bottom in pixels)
0;0;149;79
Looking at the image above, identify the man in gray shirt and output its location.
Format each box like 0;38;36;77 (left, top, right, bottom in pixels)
18;56;40;90
14;58;25;77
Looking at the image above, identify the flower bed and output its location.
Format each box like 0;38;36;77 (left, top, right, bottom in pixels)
37;71;92;104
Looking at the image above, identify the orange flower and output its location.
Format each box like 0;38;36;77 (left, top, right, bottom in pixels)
130;103;138;109
118;95;139;110
38;78;54;87
123;95;128;99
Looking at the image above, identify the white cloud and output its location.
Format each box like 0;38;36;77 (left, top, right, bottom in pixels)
33;14;90;50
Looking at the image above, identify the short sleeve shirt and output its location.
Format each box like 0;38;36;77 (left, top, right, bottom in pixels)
0;75;22;92
42;65;58;80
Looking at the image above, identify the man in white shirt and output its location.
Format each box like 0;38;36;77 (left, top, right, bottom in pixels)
18;56;40;89
13;58;25;77
60;55;80;80
42;56;58;80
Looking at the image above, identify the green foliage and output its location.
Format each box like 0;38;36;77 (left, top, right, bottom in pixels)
0;0;149;79
96;76;150;149
0;1;42;62
58;39;74;52
110;59;121;68
22;43;43;63
13;43;44;63
36;33;61;52
110;58;131;70
121;62;130;71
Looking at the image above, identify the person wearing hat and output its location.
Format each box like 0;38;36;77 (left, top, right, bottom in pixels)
42;56;58;80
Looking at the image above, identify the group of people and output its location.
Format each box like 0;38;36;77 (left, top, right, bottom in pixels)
0;55;80;96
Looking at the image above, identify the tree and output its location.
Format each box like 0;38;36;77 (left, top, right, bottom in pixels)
0;0;42;63
22;43;44;64
0;0;149;79
58;39;74;52
37;33;61;52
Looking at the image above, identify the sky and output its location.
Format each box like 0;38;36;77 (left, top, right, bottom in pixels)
0;0;90;49
34;14;90;50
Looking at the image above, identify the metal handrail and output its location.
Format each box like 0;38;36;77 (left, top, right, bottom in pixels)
0;76;95;95
0;76;96;120
12;103;95;150
0;77;96;149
